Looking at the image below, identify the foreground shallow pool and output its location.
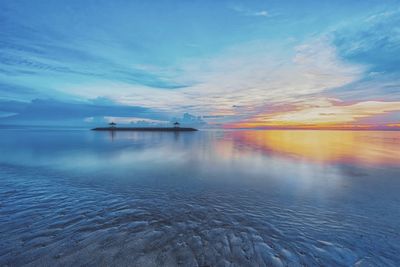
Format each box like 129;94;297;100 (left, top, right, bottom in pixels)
0;128;399;266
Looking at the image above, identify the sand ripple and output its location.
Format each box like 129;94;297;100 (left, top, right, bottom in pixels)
0;165;399;266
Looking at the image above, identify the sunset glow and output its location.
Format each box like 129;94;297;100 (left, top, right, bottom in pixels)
228;101;400;129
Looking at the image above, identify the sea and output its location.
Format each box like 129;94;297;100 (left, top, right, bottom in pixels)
0;127;399;266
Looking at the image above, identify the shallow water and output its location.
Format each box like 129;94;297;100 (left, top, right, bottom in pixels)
0;128;399;266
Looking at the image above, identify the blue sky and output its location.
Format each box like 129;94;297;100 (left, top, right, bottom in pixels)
1;0;399;127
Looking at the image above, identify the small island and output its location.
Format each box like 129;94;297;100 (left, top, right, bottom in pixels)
92;121;198;131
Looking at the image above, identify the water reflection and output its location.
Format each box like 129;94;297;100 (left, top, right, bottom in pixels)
0;129;399;175
98;129;400;170
225;130;400;166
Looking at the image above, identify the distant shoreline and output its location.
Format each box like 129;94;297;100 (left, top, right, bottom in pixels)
91;127;198;132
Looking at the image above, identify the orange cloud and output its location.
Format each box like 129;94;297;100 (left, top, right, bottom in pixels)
228;100;400;129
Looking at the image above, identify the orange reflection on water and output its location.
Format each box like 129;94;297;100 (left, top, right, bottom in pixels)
226;130;400;166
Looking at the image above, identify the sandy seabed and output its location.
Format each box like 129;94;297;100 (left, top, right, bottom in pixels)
1;164;399;267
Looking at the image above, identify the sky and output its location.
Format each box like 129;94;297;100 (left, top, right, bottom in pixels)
1;0;400;128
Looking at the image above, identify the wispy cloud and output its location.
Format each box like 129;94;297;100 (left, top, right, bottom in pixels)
334;9;400;74
229;5;269;17
251;10;268;17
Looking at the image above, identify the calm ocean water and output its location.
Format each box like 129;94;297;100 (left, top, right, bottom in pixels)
0;128;399;266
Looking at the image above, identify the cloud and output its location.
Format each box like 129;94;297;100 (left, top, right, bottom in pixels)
246;100;400;126
327;72;400;102
102;112;206;127
334;9;400;73
0;37;189;90
74;38;362;124
103;116;167;125
252;11;268;17
171;113;206;127
0;82;37;100
0;99;29;113
0;12;191;92
0;98;167;125
229;5;269;17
